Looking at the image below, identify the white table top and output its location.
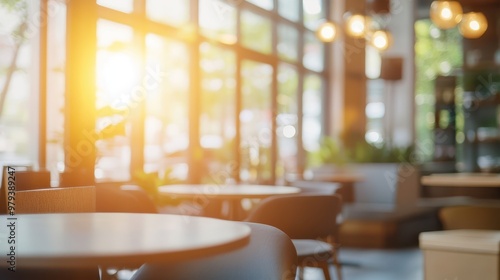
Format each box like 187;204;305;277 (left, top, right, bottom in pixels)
159;184;301;200
0;213;250;268
420;230;500;254
421;173;500;187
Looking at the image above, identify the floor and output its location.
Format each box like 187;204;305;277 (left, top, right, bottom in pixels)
300;247;423;280
117;247;424;280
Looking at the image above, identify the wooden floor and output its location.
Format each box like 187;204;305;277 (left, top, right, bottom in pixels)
300;247;423;280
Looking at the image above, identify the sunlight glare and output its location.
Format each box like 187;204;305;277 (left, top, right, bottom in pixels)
282;125;296;138
100;52;140;100
303;0;322;15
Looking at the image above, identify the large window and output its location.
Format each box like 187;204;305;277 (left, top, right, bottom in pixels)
0;0;40;166
277;63;299;178
303;74;324;152
144;35;190;177
46;0;67;184
96;0;329;183
199;0;237;44
241;10;272;54
146;0;190;27
4;0;330;184
95;19;137;181
415;19;463;161
199;43;236;181
240;60;273;183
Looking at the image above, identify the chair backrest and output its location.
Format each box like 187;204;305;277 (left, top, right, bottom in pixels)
0;166;51;189
60;175;157;214
394;165;421;208
0;167;72;214
14;186;96;214
439;205;500;230
14;170;52;190
130;222;297;280
95;185;158;213
59;170;95;188
246;194;342;240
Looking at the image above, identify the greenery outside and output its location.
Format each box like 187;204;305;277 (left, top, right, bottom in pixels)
308;136;414;167
414;19;463;162
133;168;181;205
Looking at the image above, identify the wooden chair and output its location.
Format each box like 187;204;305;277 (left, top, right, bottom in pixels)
246;194;343;280
439;205;500;230
95;185;157;213
59;175;157;214
130;222;298;280
0;167;51;208
59;170;94;188
14;169;52;190
14;186;96;213
1;168;94;214
0;174;99;279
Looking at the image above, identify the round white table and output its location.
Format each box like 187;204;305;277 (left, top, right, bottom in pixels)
0;213;250;268
159;184;301;220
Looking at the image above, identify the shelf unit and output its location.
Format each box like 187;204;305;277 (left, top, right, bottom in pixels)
433;76;457;163
462;68;500;172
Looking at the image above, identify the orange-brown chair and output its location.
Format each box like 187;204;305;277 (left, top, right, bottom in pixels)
439;205;500;230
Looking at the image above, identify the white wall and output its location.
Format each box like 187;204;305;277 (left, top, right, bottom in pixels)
384;0;417;147
328;0;345;137
329;0;417;147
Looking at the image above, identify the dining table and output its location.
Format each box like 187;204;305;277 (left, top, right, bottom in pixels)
421;172;500;200
0;213;251;269
159;184;301;220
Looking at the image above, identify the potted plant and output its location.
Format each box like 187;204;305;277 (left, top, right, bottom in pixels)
133;167;181;205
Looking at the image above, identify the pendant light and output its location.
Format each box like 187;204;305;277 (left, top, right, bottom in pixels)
370;30;392;51
345;14;370;38
316;21;339;42
459;12;488;39
430;1;463;29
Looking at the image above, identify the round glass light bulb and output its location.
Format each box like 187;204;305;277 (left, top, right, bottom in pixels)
345;14;369;38
316;21;338;42
459;12;488;39
441;7;452;20
430;1;463;29
370;30;392;51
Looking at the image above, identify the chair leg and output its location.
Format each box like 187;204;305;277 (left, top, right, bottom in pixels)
333;261;342;280
331;251;342;280
297;265;305;280
318;261;331;280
